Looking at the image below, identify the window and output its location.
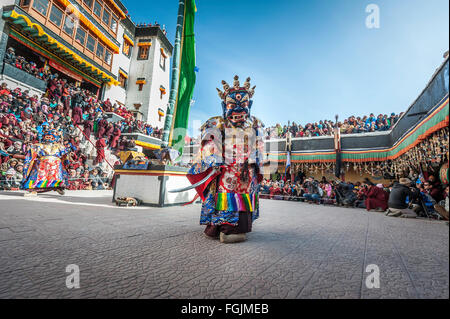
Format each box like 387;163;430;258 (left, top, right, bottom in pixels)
104;50;112;65
49;5;63;26
119;74;127;89
110;15;118;32
86;34;96;52
122;41;131;58
102;9;111;26
83;0;93;8
63;15;76;36
158;108;164;121
160;54;166;71
138;46;149;60
32;0;49;16
96;43;105;59
75;27;87;45
136;79;146;91
160;86;166;99
93;1;102;17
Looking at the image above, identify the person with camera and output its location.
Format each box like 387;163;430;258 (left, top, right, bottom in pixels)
353;183;367;208
303;178;321;203
293;182;304;200
334;181;357;206
386;178;420;218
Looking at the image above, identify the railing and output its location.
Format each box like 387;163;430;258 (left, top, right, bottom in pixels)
1;62;47;92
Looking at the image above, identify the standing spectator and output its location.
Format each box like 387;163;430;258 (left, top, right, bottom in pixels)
83;115;94;141
4;47;15;64
94;138;106;166
72;104;83;126
109;124;121;149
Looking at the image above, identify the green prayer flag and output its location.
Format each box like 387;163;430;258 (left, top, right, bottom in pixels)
169;0;196;155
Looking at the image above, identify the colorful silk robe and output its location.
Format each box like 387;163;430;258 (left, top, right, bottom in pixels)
187;116;264;226
21;142;73;190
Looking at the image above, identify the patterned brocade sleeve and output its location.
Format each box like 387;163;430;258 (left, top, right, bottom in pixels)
188;117;225;175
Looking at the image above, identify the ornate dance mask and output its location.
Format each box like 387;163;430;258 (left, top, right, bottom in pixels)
42;130;60;143
217;75;256;127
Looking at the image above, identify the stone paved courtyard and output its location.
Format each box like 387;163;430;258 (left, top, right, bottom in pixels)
0;190;448;299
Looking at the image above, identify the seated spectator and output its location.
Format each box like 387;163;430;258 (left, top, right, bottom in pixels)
269;182;282;200
282;181;293;199
303;178;321;203
363;179;388;212
334;181;357;206
433;184;449;220
89;168;105;190
386;178;420;218
426;175;443;202
0;168;19;190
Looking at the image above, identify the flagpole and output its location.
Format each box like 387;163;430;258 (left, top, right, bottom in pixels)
161;0;186;148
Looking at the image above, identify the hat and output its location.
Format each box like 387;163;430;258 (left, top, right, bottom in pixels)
399;178;411;185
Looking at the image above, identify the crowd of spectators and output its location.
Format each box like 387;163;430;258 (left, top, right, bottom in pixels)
185;113;402;144
0;44;165;190
264;113;402;139
0;80;123;190
3;47;53;82
3;46;163;140
259;173;449;221
98;98;162;139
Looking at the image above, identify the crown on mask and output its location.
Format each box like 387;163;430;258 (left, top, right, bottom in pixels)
216;75;256;101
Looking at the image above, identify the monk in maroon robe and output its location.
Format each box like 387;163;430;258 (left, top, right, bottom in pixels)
72;106;83;126
96;118;108;139
94;138;106;165
364;185;388;211
104;123;114;143
83;118;94;141
109;125;121;149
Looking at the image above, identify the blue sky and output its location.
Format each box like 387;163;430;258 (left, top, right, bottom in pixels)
125;0;449;134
